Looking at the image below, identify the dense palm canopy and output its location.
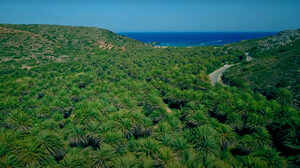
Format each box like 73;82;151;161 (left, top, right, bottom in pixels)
0;24;299;167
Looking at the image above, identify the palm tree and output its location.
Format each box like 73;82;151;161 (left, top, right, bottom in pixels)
98;121;115;134
237;134;255;154
245;113;265;131
239;155;267;168
214;149;239;168
58;149;86;168
148;109;166;124
137;138;159;157
113;153;137;168
67;125;88;147
0;95;19;116
112;109;152;139
112;110;134;138
171;136;189;151
179;148;200;168
18;139;53;167
187;125;220;167
74;101;102;125
5;110;32;132
274;88;292;105
137;154;154;168
117;117;132;138
111;109;128;122
156;121;172;134
156;134;172;148
85;121;102;149
103;130;124;146
251;128;271;148
225;113;243;131
90;144;116;168
74;108;102;125
36;130;65;161
0;129;18;154
58;155;83;168
165;114;182;131
214;123;236;151
250;146;288;168
257;106;274;125
184;110;207;128
214;103;230;122
130;111;152;138
130;124;151;139
0;154;22;168
154;147;180;167
35;106;51;119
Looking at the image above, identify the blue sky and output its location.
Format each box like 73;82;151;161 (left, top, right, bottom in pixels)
1;0;300;32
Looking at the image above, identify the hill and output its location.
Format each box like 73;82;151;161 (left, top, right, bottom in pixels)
223;30;300;108
227;29;300;52
0;24;299;167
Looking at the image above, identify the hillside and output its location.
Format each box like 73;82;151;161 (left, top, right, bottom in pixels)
227;29;300;52
0;24;299;168
223;31;300;108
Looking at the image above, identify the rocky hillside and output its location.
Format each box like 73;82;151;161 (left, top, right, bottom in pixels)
228;29;300;52
258;29;300;50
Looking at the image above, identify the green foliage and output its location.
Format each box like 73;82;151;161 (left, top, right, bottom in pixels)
187;125;220;166
0;24;298;167
224;39;300;108
90;144;116;168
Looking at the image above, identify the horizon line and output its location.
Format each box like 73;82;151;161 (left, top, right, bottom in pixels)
0;23;285;33
118;31;279;33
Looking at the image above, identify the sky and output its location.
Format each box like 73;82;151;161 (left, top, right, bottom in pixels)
1;0;300;32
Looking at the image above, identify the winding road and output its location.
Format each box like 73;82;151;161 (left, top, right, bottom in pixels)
209;64;234;85
209;53;253;85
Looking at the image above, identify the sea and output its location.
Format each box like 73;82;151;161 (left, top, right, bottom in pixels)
118;32;277;47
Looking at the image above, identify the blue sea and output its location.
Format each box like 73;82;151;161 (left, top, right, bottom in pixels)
118;32;277;47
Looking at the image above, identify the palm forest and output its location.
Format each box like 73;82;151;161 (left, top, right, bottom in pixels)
0;24;299;168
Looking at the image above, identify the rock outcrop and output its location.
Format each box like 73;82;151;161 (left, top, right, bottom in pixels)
258;29;300;49
94;40;125;51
